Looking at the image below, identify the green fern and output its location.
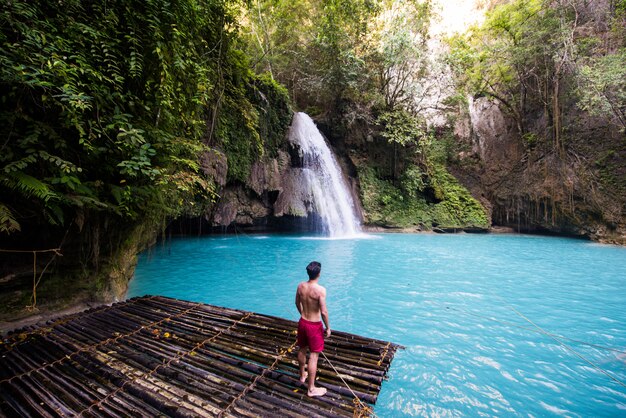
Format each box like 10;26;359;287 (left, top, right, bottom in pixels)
2;155;38;173
44;204;65;226
0;203;20;234
1;172;58;202
0;0;289;235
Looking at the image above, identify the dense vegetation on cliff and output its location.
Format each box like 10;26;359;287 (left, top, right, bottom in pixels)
244;0;625;237
0;0;290;314
446;0;625;239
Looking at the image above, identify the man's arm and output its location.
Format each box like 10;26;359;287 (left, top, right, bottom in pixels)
295;284;302;316
319;287;331;338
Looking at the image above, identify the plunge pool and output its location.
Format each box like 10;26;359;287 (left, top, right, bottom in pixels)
128;233;626;417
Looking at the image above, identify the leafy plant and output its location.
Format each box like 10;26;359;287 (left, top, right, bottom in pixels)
0;0;293;237
577;48;626;131
376;109;427;147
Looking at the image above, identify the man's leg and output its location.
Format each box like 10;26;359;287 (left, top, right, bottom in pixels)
307;351;327;397
297;347;308;384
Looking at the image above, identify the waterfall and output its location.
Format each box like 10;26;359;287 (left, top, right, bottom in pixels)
288;112;361;237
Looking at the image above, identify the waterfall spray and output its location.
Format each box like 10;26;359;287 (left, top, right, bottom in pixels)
288;113;361;237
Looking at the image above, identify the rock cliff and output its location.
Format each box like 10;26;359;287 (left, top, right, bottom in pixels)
203;116;361;232
452;96;626;244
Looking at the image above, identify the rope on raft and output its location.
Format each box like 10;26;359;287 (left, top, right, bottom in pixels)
0;248;63;253
0;296;194;385
218;225;398;416
321;350;375;418
1;296;399;417
77;311;255;416
219;340;298;417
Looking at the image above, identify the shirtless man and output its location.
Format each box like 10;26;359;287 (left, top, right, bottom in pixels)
295;261;331;397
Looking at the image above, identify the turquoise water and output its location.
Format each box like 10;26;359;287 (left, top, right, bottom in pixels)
128;233;626;417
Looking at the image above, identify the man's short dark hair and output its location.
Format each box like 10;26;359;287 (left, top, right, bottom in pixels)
306;261;321;279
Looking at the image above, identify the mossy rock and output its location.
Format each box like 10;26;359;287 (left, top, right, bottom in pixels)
357;162;489;229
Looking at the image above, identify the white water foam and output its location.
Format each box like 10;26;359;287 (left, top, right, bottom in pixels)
288;112;362;237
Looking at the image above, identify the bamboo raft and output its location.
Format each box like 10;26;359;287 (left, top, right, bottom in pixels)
0;296;401;417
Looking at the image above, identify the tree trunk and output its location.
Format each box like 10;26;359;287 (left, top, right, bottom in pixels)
553;76;561;154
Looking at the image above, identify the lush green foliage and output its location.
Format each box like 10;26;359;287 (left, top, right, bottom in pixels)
578;49;626;130
357;161;489;229
357;130;489;230
370;0;432;111
4;0;621;249
447;0;626;144
241;0;488;229
218;69;292;182
242;0;435;121
376;109;427;147
448;0;562;137
0;0;291;234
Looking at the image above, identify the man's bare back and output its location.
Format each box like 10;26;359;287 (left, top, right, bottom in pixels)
296;281;327;323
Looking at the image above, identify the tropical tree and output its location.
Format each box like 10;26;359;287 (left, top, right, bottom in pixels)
0;0;232;235
447;0;583;151
370;0;433;112
576;0;626;131
241;0;381;119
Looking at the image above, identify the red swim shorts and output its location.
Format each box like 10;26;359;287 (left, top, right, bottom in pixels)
297;318;324;353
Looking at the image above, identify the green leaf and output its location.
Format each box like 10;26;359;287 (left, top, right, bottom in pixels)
0;203;20;234
1;172;57;202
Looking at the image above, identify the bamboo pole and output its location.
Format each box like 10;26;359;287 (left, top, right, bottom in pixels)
22;349;140;418
252;374;355;415
121;310;385;395
69;352;199;418
93;350;224;416
226;400;270;418
15;349;92;415
116;304;235;342
21;372;75;416
71;318;254;414
231;394;312;418
68;356;186;416
133;298;401;360
117;335;248;402
126;333;254;386
1;296;402;418
38;333;192;417
0;348;42;381
138;298;244;324
1;378;58;418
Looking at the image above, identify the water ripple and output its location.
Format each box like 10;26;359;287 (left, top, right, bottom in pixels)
129;233;626;417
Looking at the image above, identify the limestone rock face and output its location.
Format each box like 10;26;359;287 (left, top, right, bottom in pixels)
200;149;228;187
454;96;626;244
273;169;314;217
469;97;523;171
249;157;282;196
209;132;361;232
213;185;272;227
209;145;320;229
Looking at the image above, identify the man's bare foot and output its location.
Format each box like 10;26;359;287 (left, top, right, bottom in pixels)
307;387;327;397
299;371;308;385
